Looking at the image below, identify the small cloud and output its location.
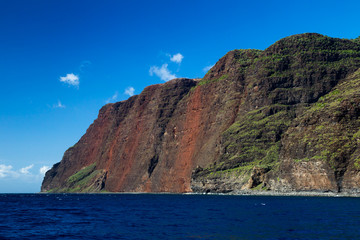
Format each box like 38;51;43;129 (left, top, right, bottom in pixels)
203;64;214;72
0;163;49;187
39;166;50;175
60;73;79;87
149;64;177;82
170;53;184;64
20;164;34;174
106;91;118;103
124;87;135;97
53;100;65;109
0;164;13;178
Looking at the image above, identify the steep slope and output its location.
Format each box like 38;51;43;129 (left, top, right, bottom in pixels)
42;78;197;192
269;69;360;193
42;49;260;193
192;33;360;193
42;33;360;194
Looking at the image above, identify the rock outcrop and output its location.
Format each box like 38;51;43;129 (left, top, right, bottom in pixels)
42;33;360;194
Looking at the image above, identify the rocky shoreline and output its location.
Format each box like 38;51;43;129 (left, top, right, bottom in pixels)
215;190;360;197
39;189;360;197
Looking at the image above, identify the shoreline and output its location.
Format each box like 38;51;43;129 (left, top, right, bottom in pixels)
36;190;360;197
227;190;360;197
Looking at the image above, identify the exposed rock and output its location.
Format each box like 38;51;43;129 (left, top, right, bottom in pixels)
42;33;360;194
243;167;270;189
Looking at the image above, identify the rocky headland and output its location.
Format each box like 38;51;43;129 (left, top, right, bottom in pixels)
41;33;360;195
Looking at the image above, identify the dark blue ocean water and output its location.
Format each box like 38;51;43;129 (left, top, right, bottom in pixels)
0;194;359;239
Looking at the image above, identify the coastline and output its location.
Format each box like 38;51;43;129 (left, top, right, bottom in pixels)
227;190;360;197
38;190;360;197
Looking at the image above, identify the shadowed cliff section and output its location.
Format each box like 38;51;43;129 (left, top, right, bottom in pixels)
42;33;360;194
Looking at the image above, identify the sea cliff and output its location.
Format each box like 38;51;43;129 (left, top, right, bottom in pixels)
42;33;360;194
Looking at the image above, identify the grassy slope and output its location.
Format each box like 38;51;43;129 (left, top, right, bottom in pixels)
47;163;106;193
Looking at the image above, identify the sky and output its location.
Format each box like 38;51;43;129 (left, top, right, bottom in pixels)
0;0;360;193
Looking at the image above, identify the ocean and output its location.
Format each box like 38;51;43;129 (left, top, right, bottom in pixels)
0;193;359;239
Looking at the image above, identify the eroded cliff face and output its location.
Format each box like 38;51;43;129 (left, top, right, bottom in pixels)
42;33;360;194
42;78;198;192
268;69;360;193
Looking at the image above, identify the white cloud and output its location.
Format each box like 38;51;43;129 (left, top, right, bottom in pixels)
170;53;184;64
0;163;50;191
203;64;214;72
0;164;41;178
0;164;13;178
149;64;177;82
124;87;135;97
20;164;34;174
106;91;118;103
60;73;79;87
40;166;50;175
54;100;65;109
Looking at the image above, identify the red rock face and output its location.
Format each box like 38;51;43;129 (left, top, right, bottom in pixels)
42;46;250;193
154;86;205;192
42;69;244;193
96;80;200;192
42;79;206;192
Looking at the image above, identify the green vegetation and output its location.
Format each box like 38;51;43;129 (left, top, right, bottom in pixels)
235;49;263;74
198;49;262;90
284;68;360;169
199;74;229;86
351;36;360;44
69;169;101;189
46;163;105;193
190;74;229;92
354;158;360;169
251;183;269;191
67;163;96;184
193;34;360;191
352;129;360;140
197;104;293;181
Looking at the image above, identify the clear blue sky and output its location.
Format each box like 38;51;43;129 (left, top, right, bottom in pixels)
0;0;359;193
